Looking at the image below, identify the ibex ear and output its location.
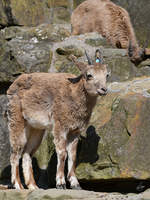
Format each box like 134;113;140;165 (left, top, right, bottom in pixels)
68;75;83;84
69;55;87;73
95;49;103;64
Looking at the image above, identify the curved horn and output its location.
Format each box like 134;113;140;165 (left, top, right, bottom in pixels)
95;49;103;63
139;39;148;55
128;40;133;57
144;39;149;49
143;36;150;57
85;50;92;65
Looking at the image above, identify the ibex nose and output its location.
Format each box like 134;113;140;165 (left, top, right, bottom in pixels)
97;87;108;96
101;87;107;93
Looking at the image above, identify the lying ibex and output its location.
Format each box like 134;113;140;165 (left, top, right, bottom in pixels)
71;0;150;65
7;49;109;190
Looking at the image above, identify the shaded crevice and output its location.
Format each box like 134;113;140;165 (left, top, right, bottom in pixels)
0;23;23;30
126;127;131;136
5;38;12;42
79;179;150;194
124;107;131;137
108;154;119;165
3;0;17;26
0;24;6;30
0;82;12;94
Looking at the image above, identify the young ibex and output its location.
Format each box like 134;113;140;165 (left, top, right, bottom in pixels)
71;0;150;65
7;49;109;190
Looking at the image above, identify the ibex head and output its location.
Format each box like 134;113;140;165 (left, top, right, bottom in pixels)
69;49;110;96
128;40;150;66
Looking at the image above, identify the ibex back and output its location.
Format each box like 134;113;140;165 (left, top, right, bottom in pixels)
71;0;150;65
7;49;109;190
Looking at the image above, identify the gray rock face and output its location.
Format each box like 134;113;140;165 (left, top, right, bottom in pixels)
76;77;150;181
0;95;10;178
0;24;70;84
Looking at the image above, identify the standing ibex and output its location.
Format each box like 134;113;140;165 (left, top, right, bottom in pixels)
7;49;109;190
71;0;150;65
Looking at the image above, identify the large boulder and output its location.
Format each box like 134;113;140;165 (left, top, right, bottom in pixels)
0;0;52;27
76;77;150;181
0;24;70;85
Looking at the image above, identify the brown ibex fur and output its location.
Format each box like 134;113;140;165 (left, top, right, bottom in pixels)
7;50;109;190
71;0;150;65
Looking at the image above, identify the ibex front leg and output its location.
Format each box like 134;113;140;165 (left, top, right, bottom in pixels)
54;135;67;189
67;135;81;190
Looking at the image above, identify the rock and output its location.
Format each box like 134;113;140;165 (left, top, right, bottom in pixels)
0;0;73;27
142;189;150;200
0;38;25;84
0;189;30;200
76;77;150;181
0;24;71;84
0;189;143;200
0;0;52;27
0;95;10;180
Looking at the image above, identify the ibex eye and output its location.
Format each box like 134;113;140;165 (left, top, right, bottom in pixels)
87;74;93;80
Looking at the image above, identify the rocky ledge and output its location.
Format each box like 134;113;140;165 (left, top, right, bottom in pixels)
1;188;150;200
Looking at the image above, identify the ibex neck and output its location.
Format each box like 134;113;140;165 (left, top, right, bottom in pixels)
84;90;98;114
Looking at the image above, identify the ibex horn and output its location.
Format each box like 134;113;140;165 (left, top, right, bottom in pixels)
143;39;150;56
95;49;103;64
85;50;92;65
128;40;133;57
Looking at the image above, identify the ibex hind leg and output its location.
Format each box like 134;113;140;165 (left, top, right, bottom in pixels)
22;126;45;190
8;95;26;189
10;148;24;189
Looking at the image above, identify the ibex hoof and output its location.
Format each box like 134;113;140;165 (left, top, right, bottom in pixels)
8;184;15;189
71;184;82;190
56;184;66;190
